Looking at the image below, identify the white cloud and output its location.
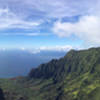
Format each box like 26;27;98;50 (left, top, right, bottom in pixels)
53;15;100;47
25;33;51;36
19;45;75;54
22;0;99;18
0;8;40;30
0;48;6;51
0;0;100;30
0;32;51;37
39;45;73;52
0;0;100;47
0;0;99;19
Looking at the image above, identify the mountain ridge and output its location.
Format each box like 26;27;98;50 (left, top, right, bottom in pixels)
28;47;100;80
1;47;100;100
26;47;100;100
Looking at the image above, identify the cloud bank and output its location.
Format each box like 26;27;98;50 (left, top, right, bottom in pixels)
19;45;75;54
0;0;99;30
53;15;100;47
0;0;100;47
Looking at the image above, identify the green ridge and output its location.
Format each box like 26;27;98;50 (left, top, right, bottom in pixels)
1;47;100;100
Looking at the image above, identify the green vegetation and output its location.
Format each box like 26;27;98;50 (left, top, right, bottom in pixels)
1;47;100;100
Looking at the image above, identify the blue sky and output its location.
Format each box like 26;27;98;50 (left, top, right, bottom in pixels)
0;0;100;51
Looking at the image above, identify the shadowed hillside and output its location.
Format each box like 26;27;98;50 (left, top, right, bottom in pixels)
0;88;5;100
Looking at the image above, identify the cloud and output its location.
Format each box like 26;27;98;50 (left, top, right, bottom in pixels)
20;0;99;18
0;0;99;19
0;32;51;37
39;45;73;52
19;45;75;54
25;33;51;36
0;48;6;51
0;0;100;47
53;15;100;46
0;8;40;30
0;0;100;30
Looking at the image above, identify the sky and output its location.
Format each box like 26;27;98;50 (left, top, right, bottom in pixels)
0;0;100;52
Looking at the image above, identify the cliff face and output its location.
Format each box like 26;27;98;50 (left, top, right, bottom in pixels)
29;47;100;81
28;47;100;100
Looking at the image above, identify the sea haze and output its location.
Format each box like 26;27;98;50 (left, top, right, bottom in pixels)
0;49;66;78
